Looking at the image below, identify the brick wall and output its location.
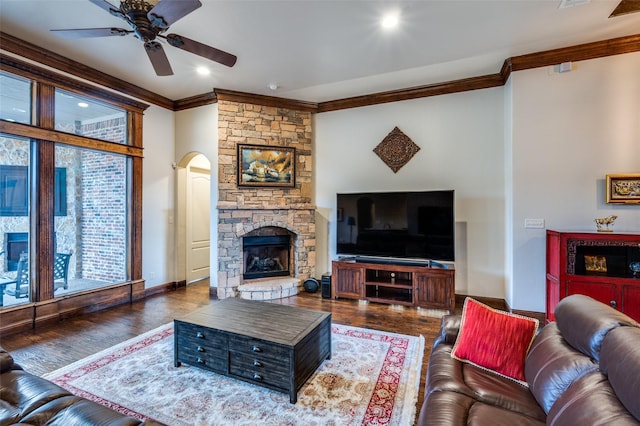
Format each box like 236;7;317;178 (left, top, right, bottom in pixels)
217;101;316;297
79;150;127;282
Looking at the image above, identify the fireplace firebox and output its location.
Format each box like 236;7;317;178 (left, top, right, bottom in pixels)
5;232;28;272
243;235;291;280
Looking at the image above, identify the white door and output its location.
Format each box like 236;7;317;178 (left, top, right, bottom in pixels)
186;166;210;283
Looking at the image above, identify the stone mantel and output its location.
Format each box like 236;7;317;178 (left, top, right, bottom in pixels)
217;203;316;211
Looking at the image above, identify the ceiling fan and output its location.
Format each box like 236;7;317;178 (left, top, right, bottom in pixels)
50;0;237;76
609;0;640;17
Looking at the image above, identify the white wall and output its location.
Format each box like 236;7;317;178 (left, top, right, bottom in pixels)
315;51;640;313
140;53;638;312
315;87;506;299
142;105;176;287
508;52;640;311
175;104;219;287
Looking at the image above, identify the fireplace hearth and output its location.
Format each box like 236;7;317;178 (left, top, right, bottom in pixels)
243;235;291;280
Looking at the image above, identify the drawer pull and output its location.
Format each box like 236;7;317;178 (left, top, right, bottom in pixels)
251;346;262;353
197;346;205;352
253;360;263;367
253;373;263;381
196;331;204;339
196;357;205;364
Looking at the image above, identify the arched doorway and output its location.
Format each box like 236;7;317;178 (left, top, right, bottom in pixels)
176;152;211;284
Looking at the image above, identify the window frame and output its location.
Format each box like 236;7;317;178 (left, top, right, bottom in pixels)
0;58;147;305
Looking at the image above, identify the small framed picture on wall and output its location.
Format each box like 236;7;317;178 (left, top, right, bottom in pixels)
606;174;640;204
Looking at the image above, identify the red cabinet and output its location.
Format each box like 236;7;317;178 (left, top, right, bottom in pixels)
546;230;640;323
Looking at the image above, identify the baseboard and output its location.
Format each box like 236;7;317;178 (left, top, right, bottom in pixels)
455;294;507;311
509;309;545;323
144;281;176;297
455;294;544;321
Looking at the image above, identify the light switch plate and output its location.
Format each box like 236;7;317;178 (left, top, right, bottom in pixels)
525;218;545;229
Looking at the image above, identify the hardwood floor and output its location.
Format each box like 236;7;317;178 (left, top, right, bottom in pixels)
1;279;450;422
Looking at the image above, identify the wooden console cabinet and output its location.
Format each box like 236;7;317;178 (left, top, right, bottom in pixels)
546;230;640;323
331;259;455;312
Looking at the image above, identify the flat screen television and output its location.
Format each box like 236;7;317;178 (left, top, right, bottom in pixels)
336;190;454;262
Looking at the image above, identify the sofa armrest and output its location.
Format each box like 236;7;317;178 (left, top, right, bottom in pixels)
433;314;461;348
0;347;18;373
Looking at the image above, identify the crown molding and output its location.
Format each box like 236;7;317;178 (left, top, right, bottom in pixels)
316;74;504;113
509;34;640;71
214;89;318;112
0;31;174;110
0;54;149;113
173;92;218;111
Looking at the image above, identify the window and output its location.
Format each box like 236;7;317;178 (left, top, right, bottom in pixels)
55;144;129;291
0;72;31;124
1;63;144;310
55;89;127;144
0;135;30;303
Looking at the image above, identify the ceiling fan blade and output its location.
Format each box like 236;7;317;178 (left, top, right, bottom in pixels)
144;41;174;76
88;0;117;13
609;0;640;17
50;28;131;38
164;34;237;67
148;0;202;29
88;0;126;19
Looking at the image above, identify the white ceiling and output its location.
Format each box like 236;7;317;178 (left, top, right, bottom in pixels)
1;0;639;104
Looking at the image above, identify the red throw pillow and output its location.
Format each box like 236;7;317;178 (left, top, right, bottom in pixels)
451;297;539;384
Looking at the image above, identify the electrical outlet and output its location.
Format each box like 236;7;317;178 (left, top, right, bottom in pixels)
524;218;545;229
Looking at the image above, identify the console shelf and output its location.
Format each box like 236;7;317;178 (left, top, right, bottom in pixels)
546;230;640;323
331;259;455;311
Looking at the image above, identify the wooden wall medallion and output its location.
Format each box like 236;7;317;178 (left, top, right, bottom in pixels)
373;126;420;173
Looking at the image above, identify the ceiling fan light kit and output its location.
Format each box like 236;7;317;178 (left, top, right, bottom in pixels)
51;0;237;76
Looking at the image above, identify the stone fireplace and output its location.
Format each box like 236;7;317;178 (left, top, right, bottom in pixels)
216;96;315;299
217;206;315;298
4;232;27;272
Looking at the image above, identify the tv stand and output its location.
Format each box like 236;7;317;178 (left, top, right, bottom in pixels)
331;259;455;311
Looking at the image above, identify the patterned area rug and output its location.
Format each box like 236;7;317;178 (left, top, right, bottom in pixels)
44;323;424;425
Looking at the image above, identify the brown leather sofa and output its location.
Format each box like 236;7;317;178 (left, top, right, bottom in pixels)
0;348;164;425
418;294;640;425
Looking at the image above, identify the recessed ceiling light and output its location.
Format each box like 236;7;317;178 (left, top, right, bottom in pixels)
268;82;279;91
558;0;591;9
381;12;399;29
77;102;89;108
196;66;210;76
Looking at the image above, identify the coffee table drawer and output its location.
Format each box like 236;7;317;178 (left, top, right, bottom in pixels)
175;321;228;372
178;350;227;373
176;321;227;346
229;335;289;360
229;351;289;389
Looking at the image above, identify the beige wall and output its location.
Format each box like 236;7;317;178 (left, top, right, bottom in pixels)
314;51;640;313
508;52;640;311
164;52;639;313
315;87;505;300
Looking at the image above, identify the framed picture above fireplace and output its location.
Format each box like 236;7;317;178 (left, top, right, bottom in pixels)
237;143;296;188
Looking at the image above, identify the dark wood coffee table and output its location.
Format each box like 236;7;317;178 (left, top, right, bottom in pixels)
174;298;332;403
